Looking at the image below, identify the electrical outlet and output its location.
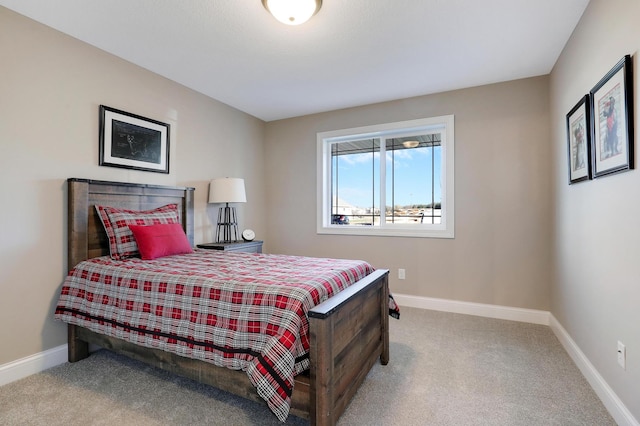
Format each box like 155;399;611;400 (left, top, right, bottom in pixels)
398;269;406;280
617;341;626;370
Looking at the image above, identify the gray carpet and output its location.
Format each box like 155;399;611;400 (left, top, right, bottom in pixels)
0;307;615;425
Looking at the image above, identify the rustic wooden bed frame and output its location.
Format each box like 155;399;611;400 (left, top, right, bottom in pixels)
65;178;389;426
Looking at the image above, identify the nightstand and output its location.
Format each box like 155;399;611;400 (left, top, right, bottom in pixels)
197;240;263;253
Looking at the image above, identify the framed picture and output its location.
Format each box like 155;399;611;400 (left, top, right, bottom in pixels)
589;55;634;178
99;105;170;174
566;95;591;184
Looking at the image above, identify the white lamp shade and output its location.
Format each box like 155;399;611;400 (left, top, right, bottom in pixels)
262;0;321;25
208;178;246;203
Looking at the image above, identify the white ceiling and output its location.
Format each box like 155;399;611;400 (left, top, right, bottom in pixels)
1;0;589;122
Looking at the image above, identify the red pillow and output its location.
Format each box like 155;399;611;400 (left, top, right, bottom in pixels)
128;223;193;260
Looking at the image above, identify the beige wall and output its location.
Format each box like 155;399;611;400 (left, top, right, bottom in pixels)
264;77;552;311
550;0;640;419
0;7;266;365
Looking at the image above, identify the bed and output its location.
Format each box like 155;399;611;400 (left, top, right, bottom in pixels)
56;178;390;425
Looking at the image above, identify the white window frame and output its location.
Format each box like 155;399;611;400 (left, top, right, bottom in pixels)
317;115;454;238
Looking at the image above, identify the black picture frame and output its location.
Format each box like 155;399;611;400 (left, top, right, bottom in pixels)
566;95;592;184
99;105;170;174
589;55;634;178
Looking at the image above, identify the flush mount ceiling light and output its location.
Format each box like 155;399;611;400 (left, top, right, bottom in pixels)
262;0;322;25
402;140;420;148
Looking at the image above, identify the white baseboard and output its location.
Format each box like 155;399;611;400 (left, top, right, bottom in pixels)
0;344;68;387
549;315;639;426
393;293;551;325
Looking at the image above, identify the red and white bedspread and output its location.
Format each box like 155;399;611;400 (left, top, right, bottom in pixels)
54;249;374;422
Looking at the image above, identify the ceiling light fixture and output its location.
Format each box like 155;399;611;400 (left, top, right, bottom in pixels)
262;0;322;25
402;140;420;148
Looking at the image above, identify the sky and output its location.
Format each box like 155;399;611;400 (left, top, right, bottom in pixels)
333;145;442;209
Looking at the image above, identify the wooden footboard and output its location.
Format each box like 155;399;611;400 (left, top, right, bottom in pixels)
309;268;389;425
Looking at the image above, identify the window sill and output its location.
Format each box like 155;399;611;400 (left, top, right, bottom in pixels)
317;225;454;239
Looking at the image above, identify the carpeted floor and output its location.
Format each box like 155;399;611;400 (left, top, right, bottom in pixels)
0;307;616;425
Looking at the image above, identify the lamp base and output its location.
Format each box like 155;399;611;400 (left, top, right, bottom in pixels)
215;205;240;243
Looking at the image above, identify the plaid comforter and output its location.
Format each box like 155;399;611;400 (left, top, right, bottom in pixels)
54;250;374;422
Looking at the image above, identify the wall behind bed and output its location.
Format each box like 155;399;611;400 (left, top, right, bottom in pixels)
0;7;266;365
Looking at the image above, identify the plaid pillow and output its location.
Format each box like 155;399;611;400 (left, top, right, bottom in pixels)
95;204;180;260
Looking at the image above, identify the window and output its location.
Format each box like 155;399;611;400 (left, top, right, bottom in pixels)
317;115;454;238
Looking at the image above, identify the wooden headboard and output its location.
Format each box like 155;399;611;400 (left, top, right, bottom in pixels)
67;178;195;271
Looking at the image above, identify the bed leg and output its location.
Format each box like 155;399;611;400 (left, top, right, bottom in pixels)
309;315;335;426
67;324;89;362
380;273;390;365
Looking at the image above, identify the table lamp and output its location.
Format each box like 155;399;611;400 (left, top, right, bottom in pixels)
208;178;246;242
